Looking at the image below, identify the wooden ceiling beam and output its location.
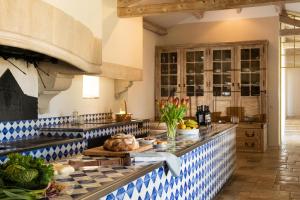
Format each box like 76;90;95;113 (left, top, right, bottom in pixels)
192;11;204;19
280;14;300;27
280;28;300;36
118;0;299;18
118;0;142;7
143;19;168;36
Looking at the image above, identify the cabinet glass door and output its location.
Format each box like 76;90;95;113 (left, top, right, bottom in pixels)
160;52;179;97
185;50;204;97
212;49;232;97
240;48;261;96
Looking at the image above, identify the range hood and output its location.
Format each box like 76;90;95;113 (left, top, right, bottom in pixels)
0;0;102;113
0;0;102;73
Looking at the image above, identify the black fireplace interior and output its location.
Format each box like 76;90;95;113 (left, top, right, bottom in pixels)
0;69;37;121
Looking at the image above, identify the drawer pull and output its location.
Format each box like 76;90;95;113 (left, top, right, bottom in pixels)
245;131;255;137
245;142;255;147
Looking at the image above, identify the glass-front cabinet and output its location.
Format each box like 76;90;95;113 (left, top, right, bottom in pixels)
155;41;267;120
157;50;180;99
212;49;233;97
184;49;206;116
211;48;235;116
237;44;266;120
240;47;261;97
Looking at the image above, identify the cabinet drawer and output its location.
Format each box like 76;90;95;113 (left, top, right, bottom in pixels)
237;139;261;152
236;128;262;139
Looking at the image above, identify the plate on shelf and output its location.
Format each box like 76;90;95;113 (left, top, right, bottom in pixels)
177;128;199;135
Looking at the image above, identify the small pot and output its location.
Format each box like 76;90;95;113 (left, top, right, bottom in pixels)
115;113;132;122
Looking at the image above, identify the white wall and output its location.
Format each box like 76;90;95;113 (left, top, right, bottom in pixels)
102;0;143;69
127;29;161;119
148;17;280;146
285;68;300;117
39;76;115;118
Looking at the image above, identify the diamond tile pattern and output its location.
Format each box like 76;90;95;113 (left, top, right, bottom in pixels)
0;140;87;163
54;155;150;199
84;121;150;139
52;130;235;199
0;113;113;142
99;130;235;200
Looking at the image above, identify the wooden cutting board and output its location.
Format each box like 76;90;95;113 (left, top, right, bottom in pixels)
83;144;152;157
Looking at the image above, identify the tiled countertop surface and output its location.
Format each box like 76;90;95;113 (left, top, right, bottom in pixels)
53;123;236;200
40;119;146;132
0;136;84;156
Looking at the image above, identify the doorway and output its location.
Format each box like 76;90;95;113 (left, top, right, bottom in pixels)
280;12;300;146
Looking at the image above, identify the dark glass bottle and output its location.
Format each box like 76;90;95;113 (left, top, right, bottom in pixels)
205;106;211;126
199;105;205;126
196;106;200;124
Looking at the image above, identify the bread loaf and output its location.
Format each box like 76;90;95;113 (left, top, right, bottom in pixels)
103;133;139;152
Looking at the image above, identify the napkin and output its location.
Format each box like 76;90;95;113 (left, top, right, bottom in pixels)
130;152;181;177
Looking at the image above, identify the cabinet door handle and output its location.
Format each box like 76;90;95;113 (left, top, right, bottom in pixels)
245;131;255;137
245;142;255;147
232;83;235;87
206;81;209;87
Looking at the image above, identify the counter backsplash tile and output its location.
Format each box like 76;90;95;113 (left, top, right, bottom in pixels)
0;112;112;142
0;140;87;163
42;120;150;139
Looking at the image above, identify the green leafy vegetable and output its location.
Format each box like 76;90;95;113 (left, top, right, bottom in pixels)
0;153;54;190
5;164;38;184
0;186;45;200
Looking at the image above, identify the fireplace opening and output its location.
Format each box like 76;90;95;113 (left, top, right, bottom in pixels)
0;69;37;121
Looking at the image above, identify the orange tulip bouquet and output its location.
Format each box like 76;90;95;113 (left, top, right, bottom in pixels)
158;97;188;140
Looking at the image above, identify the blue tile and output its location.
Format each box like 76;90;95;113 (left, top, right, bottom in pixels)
151;170;157;183
164;179;169;193
116;188;125;200
106;194;115;200
170;193;175;200
136;178;143;193
151;187;157;200
144;174;150;188
144;192;150;200
2;127;8;134
126;183;134;198
158;183;163;197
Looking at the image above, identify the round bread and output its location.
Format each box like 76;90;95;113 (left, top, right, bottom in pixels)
103;133;139;152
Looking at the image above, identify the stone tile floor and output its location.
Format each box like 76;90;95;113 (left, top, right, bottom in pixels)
215;133;300;200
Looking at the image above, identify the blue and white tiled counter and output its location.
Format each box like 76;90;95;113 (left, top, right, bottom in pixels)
54;124;236;200
0;113;149;163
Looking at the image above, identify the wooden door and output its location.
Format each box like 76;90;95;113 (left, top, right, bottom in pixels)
210;47;235;116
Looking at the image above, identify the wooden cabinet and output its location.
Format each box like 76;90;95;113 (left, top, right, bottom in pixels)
236;44;267;119
155;41;268;122
236;123;267;152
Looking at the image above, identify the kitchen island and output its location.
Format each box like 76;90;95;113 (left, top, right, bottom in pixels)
53;123;236;200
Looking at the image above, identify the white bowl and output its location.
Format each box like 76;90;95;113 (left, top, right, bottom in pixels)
139;138;156;145
177;128;199;135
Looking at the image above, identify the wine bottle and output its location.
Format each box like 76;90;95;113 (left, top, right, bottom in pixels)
200;105;205;126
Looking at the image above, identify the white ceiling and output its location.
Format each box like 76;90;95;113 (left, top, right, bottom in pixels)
144;3;300;29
